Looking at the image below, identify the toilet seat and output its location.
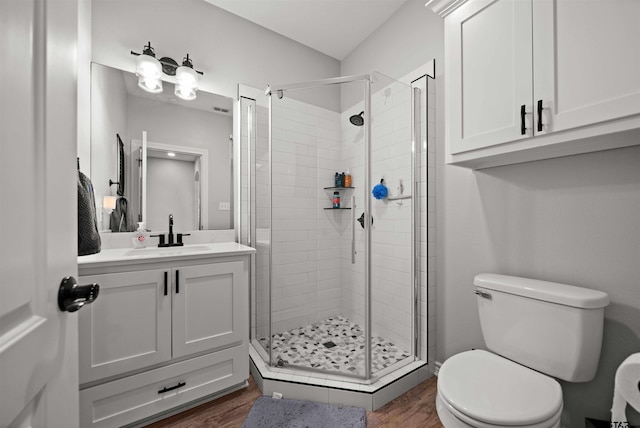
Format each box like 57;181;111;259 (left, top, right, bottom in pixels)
436;392;562;428
438;350;563;427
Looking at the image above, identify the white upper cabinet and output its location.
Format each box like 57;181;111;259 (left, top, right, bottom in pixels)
447;0;533;153
533;0;640;134
438;0;640;168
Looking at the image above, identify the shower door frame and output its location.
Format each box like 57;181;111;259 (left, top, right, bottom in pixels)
257;73;417;381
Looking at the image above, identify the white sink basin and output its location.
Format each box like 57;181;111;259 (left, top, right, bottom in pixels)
123;245;212;257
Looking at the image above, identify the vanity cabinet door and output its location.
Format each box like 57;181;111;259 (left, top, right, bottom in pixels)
79;269;172;384
171;259;249;358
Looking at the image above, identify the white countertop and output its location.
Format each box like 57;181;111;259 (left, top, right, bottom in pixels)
78;242;255;269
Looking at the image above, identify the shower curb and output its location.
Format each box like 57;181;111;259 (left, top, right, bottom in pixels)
249;348;430;411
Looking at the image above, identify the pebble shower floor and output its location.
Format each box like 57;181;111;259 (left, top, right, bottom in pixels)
259;315;411;375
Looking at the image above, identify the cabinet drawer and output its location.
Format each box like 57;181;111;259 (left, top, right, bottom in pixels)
80;344;248;428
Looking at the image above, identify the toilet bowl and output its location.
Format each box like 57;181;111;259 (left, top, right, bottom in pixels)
436;350;562;428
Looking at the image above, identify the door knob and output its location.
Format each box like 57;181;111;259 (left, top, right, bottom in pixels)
58;276;99;312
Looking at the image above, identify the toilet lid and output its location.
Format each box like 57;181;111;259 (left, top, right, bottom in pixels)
438;350;562;426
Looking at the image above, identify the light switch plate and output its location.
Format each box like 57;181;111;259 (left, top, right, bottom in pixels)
219;202;230;211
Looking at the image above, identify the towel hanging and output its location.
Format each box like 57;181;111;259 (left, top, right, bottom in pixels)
78;170;101;256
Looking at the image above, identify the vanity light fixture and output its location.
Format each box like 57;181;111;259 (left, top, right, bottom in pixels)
175;54;199;101
131;43;204;100
167;152;176;157
133;42;162;94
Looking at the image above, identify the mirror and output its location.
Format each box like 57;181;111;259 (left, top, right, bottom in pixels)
87;63;234;232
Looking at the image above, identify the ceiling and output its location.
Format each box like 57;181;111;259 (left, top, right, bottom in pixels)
203;0;409;60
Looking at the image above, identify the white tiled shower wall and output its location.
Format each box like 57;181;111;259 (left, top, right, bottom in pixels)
255;75;435;370
270;98;344;334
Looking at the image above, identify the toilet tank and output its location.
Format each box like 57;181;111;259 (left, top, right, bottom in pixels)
474;273;609;382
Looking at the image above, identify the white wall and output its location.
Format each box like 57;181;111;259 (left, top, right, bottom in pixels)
91;0;340;110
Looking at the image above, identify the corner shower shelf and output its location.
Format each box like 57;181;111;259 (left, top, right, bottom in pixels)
323;186;354;210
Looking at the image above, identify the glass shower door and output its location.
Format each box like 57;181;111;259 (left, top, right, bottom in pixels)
239;96;272;364
267;78;372;378
368;72;415;376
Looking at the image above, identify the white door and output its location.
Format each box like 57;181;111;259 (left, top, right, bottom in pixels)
447;0;533;154
533;0;640;136
0;0;80;427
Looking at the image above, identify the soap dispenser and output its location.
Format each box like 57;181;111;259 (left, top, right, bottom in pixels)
132;222;148;249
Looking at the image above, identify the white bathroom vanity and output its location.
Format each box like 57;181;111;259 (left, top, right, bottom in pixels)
77;243;254;427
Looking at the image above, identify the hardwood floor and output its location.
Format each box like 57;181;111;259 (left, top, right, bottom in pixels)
146;375;443;428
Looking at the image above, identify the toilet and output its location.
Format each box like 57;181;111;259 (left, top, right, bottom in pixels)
436;273;610;427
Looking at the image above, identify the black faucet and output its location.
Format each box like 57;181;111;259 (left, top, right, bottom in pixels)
168;214;174;245
150;214;189;247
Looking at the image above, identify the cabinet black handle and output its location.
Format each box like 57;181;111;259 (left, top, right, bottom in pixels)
537;99;543;132
520;104;526;135
164;271;168;296
176;270;180;294
158;381;185;394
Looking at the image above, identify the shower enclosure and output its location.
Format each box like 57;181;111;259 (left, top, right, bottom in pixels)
237;70;432;384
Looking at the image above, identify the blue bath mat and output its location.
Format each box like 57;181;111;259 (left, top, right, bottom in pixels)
241;396;366;428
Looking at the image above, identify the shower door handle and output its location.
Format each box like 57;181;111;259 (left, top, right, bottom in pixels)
351;196;356;264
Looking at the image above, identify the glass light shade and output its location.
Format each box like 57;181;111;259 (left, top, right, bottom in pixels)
103;195;117;210
135;54;163;94
175;66;198;101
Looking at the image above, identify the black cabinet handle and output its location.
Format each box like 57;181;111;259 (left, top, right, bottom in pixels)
176;270;180;294
164;271;168;296
537;99;543;132
520;105;527;135
158;382;185;394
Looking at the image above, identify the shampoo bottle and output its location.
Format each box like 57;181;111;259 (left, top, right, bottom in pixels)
333;191;341;208
132;222;148;249
344;169;352;187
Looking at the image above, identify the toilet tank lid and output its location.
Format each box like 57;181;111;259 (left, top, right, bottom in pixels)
474;273;610;309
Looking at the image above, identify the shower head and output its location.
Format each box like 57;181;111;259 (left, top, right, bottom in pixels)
349;111;364;127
